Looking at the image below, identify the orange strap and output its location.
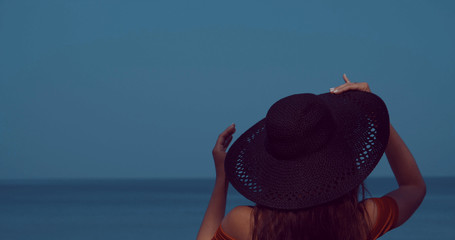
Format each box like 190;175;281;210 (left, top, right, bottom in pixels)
212;225;235;240
369;196;399;239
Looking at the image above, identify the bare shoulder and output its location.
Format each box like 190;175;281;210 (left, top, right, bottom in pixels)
221;206;253;240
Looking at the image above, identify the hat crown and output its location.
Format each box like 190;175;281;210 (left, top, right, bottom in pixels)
265;94;335;159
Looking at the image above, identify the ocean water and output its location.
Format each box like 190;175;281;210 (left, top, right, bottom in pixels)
0;177;453;240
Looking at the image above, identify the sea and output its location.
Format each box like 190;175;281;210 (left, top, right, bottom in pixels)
0;177;453;240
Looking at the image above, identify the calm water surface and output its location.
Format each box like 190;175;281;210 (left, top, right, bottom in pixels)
0;177;453;240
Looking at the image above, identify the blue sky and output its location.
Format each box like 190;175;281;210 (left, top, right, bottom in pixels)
0;0;454;179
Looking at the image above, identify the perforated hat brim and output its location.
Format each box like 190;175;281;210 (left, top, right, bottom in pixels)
225;91;389;209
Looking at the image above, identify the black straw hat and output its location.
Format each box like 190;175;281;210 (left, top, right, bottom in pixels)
225;90;390;209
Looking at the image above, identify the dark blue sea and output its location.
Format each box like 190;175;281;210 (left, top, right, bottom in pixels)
0;177;453;240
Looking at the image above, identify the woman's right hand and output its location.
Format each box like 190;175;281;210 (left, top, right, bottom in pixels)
330;73;371;94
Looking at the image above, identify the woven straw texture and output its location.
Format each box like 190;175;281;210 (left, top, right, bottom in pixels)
225;90;390;209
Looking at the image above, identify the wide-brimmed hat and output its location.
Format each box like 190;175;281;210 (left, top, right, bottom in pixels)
225;90;390;209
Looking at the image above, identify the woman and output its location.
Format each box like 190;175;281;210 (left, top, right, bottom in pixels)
197;74;426;240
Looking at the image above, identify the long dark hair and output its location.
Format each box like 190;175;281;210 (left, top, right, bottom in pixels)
251;183;371;240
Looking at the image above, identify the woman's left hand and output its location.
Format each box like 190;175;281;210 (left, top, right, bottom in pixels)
330;73;371;94
212;124;236;179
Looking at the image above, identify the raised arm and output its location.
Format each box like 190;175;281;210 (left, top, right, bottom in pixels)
331;74;426;228
383;124;426;227
197;124;236;240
